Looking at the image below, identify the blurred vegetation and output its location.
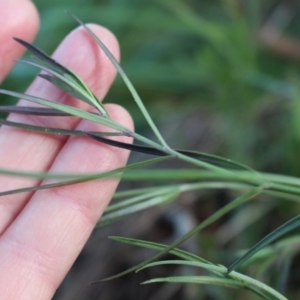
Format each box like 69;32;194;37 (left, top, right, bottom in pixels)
3;0;300;298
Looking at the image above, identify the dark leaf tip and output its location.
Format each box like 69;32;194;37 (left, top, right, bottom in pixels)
13;37;74;77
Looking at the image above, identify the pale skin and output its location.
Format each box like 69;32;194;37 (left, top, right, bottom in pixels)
0;0;133;298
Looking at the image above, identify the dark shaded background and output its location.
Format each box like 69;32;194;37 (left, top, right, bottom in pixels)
2;0;300;299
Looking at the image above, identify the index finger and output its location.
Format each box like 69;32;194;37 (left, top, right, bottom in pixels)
0;0;39;82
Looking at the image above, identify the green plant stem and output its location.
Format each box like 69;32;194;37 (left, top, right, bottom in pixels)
67;11;170;149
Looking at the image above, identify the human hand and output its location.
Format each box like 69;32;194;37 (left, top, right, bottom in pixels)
0;1;133;299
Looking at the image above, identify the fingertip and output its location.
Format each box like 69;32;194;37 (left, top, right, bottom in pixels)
105;103;135;135
51;24;120;100
82;24;120;62
0;0;39;81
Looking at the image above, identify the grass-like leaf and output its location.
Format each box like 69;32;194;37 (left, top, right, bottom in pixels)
103;181;267;228
14;37;73;76
142;275;273;299
0;89;129;133
92;186;264;282
239;235;300;267
106;187;177;213
0;156;169;197
67;11;169;149
18;58;108;115
0;105;69;116
112;182;253;200
109;236;212;264
139;260;277;299
107;238;287;299
87;132;258;170
0;93;171;156
14;38;108;115
143;275;246;288
38;74;95;105
96;189;179;227
227;214;300;274
0;118;122;137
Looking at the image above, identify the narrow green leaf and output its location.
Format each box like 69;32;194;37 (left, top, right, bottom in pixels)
138;260;226;274
86;132;169;155
0;89;129;133
93;186;264;282
229;270;288;300
0;156;169;180
0;89;172;156
14;38;73;76
0;157;170;197
108;182;254;216
142;275;243;287
138;259;270;298
180;151;254;171
0;118;123;137
96;190;179;227
227;214;300;273
105;241;284;300
67;11;169;149
38;74;93;104
113;186;170;199
108;236;211;264
241;235;300;265
87;133;258;171
17;59;108;116
112;170;300;196
0;105;68;116
106;188;175;213
112;182;253;199
141;276;271;299
15;37;98;109
63;71;104;113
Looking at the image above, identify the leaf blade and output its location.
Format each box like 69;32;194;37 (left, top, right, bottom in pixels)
227;214;300;273
66;11;169;148
0;89;128;133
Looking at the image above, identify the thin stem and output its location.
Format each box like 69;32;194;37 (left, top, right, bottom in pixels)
67;11;169;149
169;148;233;174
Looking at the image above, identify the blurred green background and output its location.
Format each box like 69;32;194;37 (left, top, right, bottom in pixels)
3;0;300;299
